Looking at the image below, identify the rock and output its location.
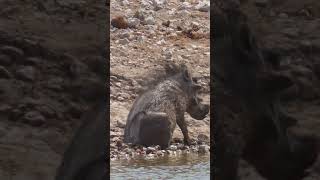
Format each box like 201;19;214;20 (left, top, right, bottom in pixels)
282;28;299;38
118;31;130;39
116;140;123;148
178;2;191;10
0;66;13;79
25;57;42;66
146;146;156;154
0;54;12;65
118;38;130;45
168;145;177;151
0;46;24;61
0;104;11;112
23;111;45;127
290;65;313;80
120;0;129;6
15;66;36;81
151;0;167;10
134;10;145;21
144;16;155;25
198;144;210;153
111;16;128;29
162;20;170;27
116;120;126;128
279;13;289;18
127;18;140;28
254;0;268;7
46;77;63;91
195;1;210;12
197;134;209;143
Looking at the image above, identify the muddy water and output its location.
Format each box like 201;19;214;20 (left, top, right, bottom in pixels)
110;153;210;180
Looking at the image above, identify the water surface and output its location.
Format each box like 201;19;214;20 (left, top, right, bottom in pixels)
110;153;210;180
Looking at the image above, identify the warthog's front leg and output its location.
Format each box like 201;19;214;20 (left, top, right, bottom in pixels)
177;114;191;146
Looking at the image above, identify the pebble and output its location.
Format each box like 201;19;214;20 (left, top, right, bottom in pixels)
198;144;210;154
0;66;12;79
127;18;140;28
195;1;210;12
168;145;177;151
134;10;145;21
144;16;155;25
15;66;36;81
111;16;129;29
0;46;24;60
178;2;191;10
23;111;45;127
279;13;289;18
146;146;156;154
118;38;130;45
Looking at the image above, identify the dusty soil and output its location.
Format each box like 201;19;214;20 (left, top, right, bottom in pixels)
0;0;106;179
236;0;320;179
110;0;210;159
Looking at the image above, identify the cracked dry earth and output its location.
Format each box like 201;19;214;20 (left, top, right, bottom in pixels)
110;0;210;159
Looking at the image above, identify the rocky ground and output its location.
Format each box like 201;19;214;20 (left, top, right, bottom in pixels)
237;0;320;179
0;0;106;179
109;0;210;160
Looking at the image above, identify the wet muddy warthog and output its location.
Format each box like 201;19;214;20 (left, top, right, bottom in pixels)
124;64;209;149
213;4;319;180
55;99;107;180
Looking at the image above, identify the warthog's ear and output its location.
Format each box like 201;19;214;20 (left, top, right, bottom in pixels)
258;72;293;93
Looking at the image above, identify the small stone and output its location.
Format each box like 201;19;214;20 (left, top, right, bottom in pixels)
0;66;12;79
25;57;42;66
168;145;177;151
198;144;210;154
116;120;126;128
144;16;155;25
196;1;210;12
0;104;11;112
162;20;170;27
279;13;289;18
146;146;156;154
15;66;36;81
197;134;209;143
0;54;12;65
120;0;129;6
127;18;140;28
23;111;45;126
118;38;130;45
0;46;24;60
134;10;145;21
111;16;128;29
116;140;123;148
178;2;191;10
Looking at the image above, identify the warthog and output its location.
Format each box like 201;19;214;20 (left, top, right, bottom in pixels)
124;64;209;149
55;99;107;180
213;3;319;180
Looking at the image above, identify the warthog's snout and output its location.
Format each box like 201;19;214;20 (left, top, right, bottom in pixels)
190;104;209;120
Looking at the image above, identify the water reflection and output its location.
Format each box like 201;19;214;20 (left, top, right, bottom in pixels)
110;153;210;180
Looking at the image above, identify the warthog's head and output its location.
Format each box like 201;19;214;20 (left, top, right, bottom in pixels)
174;65;209;120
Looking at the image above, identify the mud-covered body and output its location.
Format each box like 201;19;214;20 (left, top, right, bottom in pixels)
124;65;209;148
